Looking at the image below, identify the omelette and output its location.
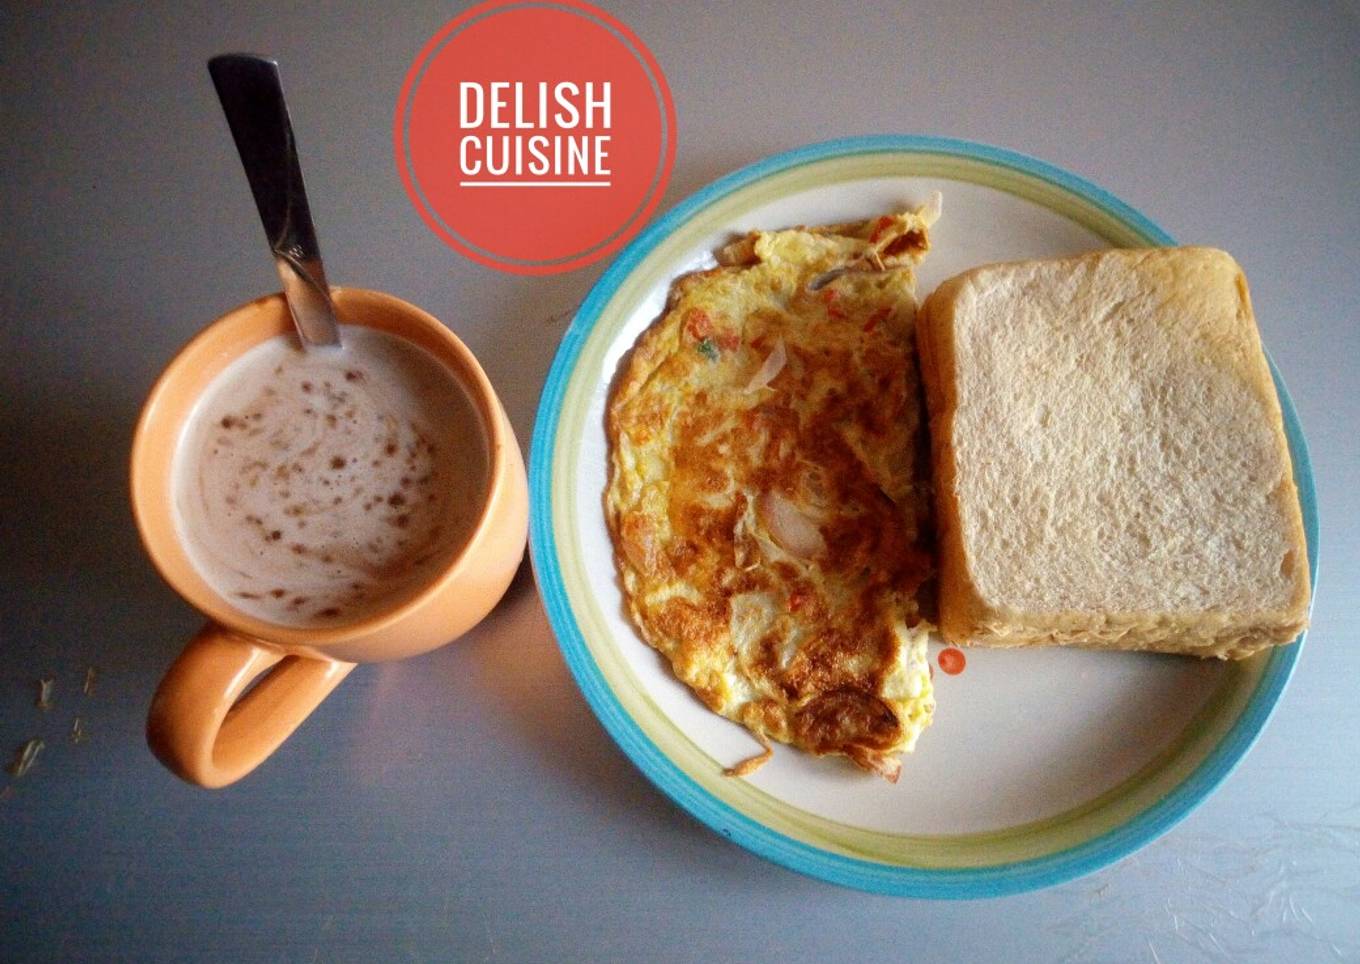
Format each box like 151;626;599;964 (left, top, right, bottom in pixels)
605;200;941;781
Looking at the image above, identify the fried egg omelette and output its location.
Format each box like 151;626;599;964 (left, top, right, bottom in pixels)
605;202;940;781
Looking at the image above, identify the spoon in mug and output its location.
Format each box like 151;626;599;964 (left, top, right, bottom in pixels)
208;53;342;348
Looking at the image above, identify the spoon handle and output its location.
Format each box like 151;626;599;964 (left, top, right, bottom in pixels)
208;53;341;348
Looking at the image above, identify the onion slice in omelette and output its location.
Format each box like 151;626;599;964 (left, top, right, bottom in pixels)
604;201;940;780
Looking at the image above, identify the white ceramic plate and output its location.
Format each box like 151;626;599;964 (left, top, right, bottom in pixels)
528;137;1317;897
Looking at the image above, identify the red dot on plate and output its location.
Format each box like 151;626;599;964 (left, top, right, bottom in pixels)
937;647;966;675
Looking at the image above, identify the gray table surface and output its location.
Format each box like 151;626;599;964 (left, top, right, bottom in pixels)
3;2;1358;960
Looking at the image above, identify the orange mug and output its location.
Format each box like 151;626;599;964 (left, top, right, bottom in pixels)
132;288;528;787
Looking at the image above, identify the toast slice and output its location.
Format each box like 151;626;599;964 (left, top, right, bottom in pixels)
916;247;1310;659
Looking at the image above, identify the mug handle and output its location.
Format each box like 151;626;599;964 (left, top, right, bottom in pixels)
146;623;355;788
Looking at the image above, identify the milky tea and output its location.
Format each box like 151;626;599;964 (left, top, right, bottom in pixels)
172;326;489;626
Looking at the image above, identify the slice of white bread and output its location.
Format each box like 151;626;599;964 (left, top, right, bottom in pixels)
916;247;1310;659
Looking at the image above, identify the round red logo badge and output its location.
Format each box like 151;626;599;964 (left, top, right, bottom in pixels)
394;0;676;274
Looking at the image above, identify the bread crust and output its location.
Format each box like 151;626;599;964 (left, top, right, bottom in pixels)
916;248;1310;660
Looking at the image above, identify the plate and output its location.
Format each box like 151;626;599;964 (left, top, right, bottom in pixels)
528;136;1318;898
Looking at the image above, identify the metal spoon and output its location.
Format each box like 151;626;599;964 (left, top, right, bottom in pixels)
208;53;341;348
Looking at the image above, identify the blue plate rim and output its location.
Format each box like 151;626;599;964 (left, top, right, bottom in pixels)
526;134;1318;899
